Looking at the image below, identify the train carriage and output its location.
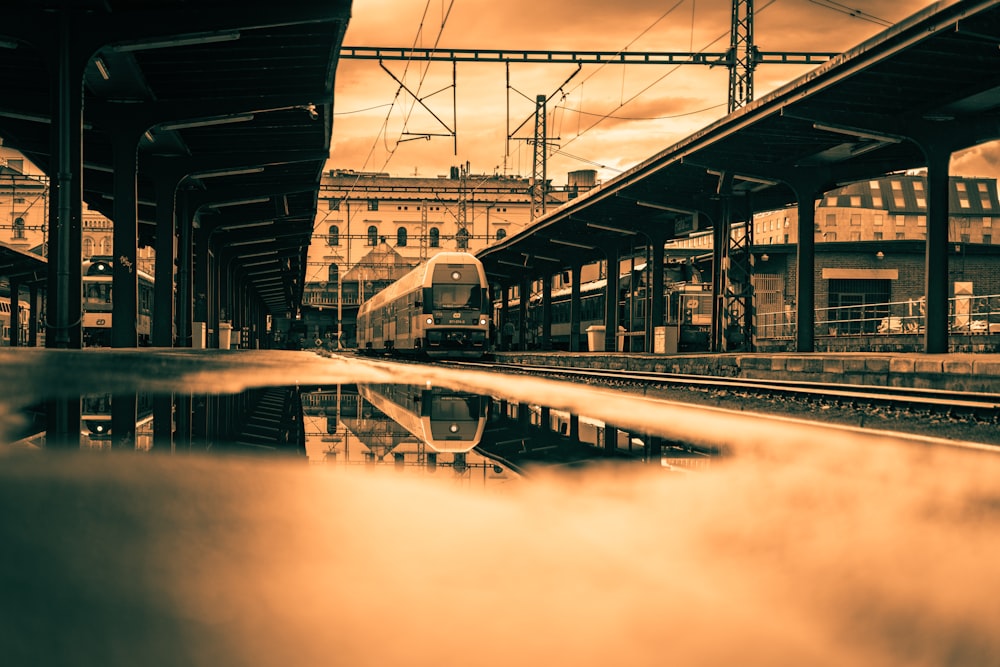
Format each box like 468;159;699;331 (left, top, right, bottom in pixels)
494;260;710;352
82;256;154;347
358;383;487;454
0;297;32;346
356;252;491;358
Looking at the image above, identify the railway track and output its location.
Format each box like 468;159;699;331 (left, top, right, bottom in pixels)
438;358;1000;448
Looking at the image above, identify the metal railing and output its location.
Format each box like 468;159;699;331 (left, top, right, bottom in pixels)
756;294;1000;339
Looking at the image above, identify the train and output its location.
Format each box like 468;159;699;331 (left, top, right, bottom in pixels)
356;252;491;358
358;383;488;454
81;256;154;347
496;260;712;352
0;295;32;346
80;392;155;449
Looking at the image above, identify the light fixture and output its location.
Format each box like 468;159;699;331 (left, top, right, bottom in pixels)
549;238;595;250
143;130;154;143
875;251;885;260
194;166;264;179
240;250;280;259
305;103;319;120
241;259;276;267
219;220;273;230
160;114;254;131
115;31;241;52
760;253;769;262
208;197;269;208
229;237;277;247
812;122;901;145
94;58;110;81
586;222;637;235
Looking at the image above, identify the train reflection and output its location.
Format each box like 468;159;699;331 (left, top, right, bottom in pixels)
303;384;511;484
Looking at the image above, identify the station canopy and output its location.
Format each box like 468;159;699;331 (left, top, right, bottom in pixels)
478;0;1000;282
0;1;352;316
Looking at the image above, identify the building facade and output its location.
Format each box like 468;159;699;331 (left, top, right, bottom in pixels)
299;167;595;348
667;172;1000;347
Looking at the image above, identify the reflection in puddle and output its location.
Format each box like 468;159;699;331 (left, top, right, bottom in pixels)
3;351;1000;666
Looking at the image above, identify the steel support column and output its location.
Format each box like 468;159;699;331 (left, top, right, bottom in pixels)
924;144;951;353
604;247;620;352
569;263;582;352
540;274;552;350
111;132;140;348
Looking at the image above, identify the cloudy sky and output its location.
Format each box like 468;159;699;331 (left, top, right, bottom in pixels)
328;0;1000;185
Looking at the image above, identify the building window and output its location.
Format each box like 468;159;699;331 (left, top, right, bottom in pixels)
984;234;992;245
327;225;339;246
890;180;905;208
328;198;340;211
896;232;905;240
849;195;861;207
873;214;883;226
12;217;25;240
873;231;883;240
496;229;507;240
984;216;993;228
956;182;970;209
824;232;837;242
456;228;469;250
825;214;837;227
870;181;883;208
850;213;861;226
396;227;407;246
328;264;339;283
825;196;837;206
783;217;789;228
429;227;440;247
828;278;891;334
83;238;94;257
895;215;906;226
367;225;378;246
978;182;992;208
849;231;861;241
961;233;970;243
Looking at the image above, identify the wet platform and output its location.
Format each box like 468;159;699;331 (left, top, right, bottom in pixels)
492;350;1000;393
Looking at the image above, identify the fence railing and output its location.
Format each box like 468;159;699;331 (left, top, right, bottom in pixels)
756;294;1000;339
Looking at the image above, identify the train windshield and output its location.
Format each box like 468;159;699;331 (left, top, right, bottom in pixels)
83;282;112;308
432;284;481;309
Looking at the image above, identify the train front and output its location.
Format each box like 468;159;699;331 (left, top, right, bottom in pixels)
421;260;490;358
82;257;114;347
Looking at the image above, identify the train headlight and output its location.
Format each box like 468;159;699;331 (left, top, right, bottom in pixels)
449;423;459;433
451;271;461;280
425;316;434;325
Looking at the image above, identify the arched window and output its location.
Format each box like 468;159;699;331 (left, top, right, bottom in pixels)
495;228;507;241
328;264;339;283
83;238;94;257
12;217;25;240
328;225;339;246
396;227;407;246
456;228;469;250
429;227;440;248
367;225;378;246
100;236;112;254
